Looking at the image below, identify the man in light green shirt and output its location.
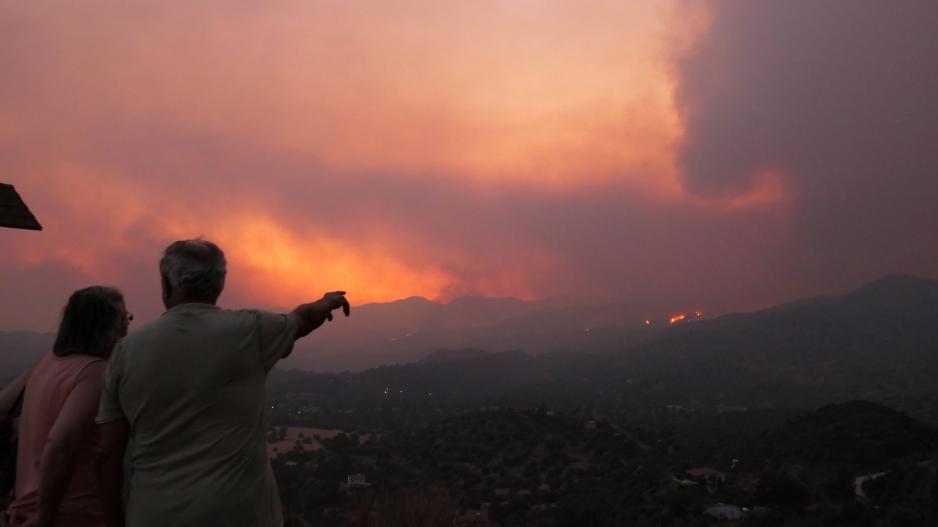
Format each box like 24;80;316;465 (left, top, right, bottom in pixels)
96;239;350;527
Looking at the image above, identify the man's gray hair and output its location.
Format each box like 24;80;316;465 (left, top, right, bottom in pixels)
159;239;227;299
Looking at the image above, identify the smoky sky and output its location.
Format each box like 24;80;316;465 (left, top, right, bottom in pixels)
676;0;938;294
1;1;936;331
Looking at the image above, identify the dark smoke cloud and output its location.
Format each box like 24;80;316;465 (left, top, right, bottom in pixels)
675;0;938;292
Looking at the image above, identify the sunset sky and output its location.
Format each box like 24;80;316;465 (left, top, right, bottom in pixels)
2;1;937;331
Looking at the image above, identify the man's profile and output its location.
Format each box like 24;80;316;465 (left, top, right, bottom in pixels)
95;239;349;527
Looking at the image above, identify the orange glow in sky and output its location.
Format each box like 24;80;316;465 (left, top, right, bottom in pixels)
168;215;455;307
0;1;801;329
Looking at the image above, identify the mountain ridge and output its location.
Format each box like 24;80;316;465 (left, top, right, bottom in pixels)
2;273;937;375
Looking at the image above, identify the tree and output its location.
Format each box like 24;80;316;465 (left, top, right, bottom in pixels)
754;472;809;509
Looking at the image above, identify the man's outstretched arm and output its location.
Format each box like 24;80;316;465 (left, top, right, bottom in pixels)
289;291;351;340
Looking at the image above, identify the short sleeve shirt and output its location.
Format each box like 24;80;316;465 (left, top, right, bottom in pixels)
97;304;296;527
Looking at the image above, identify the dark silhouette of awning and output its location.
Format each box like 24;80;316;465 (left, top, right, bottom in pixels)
0;183;42;230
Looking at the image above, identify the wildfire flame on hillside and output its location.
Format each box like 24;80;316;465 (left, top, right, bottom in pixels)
647;311;703;327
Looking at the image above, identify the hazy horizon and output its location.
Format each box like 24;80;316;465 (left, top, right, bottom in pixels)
2;271;926;337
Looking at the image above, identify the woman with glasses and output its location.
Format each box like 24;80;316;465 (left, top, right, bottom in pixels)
0;286;131;527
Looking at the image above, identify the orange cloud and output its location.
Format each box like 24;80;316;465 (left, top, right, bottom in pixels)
163;214;455;307
7;161;549;311
0;0;812;332
4;1;681;194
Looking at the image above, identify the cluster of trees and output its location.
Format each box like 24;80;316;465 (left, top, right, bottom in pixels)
269;400;938;526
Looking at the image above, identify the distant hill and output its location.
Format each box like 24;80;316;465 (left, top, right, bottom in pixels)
607;273;938;413
280;272;938;373
420;348;493;364
282;295;670;371
6;273;938;417
677;400;938;476
0;294;673;375
759;401;938;469
266;273;938;424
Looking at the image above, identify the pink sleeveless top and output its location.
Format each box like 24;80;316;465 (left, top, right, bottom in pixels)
6;353;107;527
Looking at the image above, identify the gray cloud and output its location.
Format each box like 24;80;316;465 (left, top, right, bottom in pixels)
675;0;938;291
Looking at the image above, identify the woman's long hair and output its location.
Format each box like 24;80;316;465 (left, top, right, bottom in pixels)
52;286;125;357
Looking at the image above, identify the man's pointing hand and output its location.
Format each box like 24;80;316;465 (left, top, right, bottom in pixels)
320;291;351;321
290;291;351;339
